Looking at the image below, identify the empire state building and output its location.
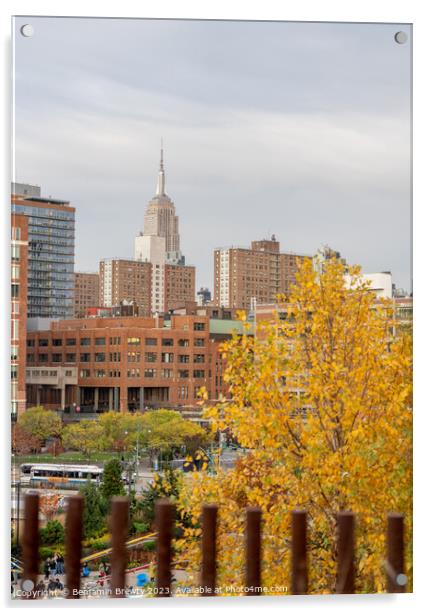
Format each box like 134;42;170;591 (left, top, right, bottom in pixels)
135;144;183;265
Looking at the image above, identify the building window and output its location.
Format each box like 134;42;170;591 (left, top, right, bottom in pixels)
127;368;140;378
108;370;121;377
178;386;188;399
26;353;34;362
127;337;141;345
95;353;105;362
11;345;18;361
11;265;20;279
179;355;190;364
109;352;121;362
194;338;205;347
95;369;106;378
38;353;48;362
178;370;189;379
66;338;76;346
80;338;91;346
109;337;121;345
38;339;49;347
178;339;189;347
11;320;19;340
52;339;62;347
162;338;174;346
11;367;18;380
194;386;202;399
144;368;156;378
161;352;174;364
194;354;205;363
193;322;205;331
128;351;141;362
145;352;157;363
80;369;91;378
80;353;90;362
95;337;106;346
12;227;21;240
11;244;20;261
193;370;205;378
145;338;157;346
27;339;35;347
66;353;76;362
52;353;62;363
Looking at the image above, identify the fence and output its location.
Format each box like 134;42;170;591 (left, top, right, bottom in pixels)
19;493;406;599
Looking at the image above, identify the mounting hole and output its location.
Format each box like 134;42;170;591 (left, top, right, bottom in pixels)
396;573;408;586
20;24;34;38
394;31;408;44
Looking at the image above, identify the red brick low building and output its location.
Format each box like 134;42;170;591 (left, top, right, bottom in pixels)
25;313;247;415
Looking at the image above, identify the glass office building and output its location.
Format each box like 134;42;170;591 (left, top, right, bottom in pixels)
12;187;75;319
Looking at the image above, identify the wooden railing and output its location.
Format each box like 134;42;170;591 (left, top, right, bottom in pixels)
19;493;407;598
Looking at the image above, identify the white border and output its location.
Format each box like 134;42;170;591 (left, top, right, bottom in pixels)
1;1;430;614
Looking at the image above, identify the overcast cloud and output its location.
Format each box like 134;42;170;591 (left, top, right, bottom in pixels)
13;17;412;291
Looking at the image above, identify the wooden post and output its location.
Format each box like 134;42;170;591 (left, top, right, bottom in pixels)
201;504;218;596
386;513;406;593
65;495;83;599
155;499;175;597
245;507;262;596
291;510;308;594
335;511;355;594
21;493;39;599
110;497;129;598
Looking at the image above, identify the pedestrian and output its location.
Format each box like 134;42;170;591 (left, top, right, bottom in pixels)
54;553;61;575
34;579;46;598
47;577;57;595
44;558;50;580
82;562;90;578
57;553;65;574
49;556;56;576
55;577;64;591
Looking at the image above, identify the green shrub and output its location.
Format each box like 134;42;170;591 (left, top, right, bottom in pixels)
142;540;155;552
39;546;54;560
40;520;65;546
132;521;150;535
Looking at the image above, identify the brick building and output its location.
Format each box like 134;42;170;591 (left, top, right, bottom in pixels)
74;272;100;317
99;259;152;317
99;258;195;317
214;236;310;310
25;313;248;415
11;213;28;418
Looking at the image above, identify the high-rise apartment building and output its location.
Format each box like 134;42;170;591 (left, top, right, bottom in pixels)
214;236;310;310
99;259;152;317
74;272;100;317
165;264;196;312
11;183;75;319
11;213;28;418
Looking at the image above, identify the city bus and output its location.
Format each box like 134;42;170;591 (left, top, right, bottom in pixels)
29;464;103;489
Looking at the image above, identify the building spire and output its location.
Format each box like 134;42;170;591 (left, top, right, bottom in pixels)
156;138;165;196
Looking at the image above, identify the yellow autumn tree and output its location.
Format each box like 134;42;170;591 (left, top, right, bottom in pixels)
176;257;412;595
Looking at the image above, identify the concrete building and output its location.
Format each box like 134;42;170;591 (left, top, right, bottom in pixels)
214;236;310;310
11;213;28;418
99;259;152;316
11;184;75;319
313;245;347;275
344;271;393;298
74;272;100;318
197;287;212;306
25;313;249;414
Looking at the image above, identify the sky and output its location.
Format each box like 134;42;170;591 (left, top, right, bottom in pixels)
13;17;412;292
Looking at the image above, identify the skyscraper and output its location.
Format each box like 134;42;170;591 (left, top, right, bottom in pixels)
11;183;75;320
135;143;183;266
